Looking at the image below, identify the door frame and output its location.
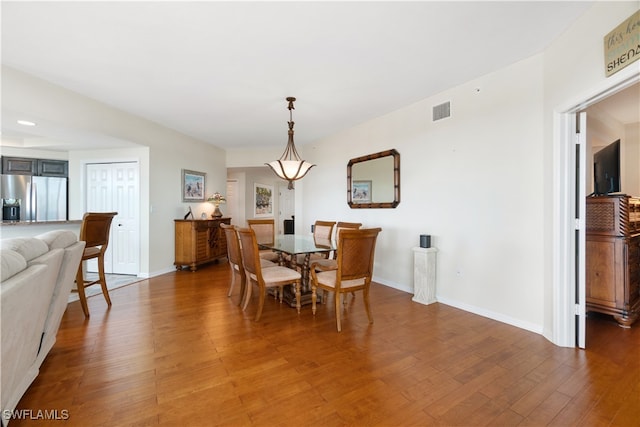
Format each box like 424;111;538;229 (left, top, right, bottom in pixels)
552;71;639;347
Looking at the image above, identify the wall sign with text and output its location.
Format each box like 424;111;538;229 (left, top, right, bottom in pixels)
604;9;640;77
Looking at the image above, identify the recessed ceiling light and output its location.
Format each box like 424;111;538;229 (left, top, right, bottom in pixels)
17;120;36;126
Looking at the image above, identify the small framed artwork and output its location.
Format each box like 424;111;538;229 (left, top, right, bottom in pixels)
352;180;372;204
182;169;206;202
254;183;274;217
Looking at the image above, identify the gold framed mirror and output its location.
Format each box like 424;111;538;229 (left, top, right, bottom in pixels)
347;149;400;209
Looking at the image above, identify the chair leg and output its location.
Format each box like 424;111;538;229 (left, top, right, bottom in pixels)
335;292;342;332
255;285;266;321
238;274;246;307
294;280;301;314
363;287;373;324
311;285;318;315
227;266;236;297
242;279;252;311
97;255;112;307
75;263;90;317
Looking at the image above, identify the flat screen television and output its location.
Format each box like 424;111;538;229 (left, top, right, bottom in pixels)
593;139;621;196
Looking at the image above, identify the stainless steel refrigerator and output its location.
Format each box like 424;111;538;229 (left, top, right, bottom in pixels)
1;174;68;221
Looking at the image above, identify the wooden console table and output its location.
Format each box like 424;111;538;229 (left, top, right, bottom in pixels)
174;218;231;271
586;195;640;327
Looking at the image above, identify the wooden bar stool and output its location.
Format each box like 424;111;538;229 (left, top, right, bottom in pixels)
74;212;117;317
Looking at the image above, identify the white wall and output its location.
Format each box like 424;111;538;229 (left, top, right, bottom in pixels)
295;54;546;332
626;122;640;196
226;146;284;168
0;147;68;161
585;106;639;196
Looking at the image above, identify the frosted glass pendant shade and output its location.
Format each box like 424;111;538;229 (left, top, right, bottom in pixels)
266;159;315;189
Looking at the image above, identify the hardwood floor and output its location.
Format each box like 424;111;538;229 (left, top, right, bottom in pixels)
10;262;639;426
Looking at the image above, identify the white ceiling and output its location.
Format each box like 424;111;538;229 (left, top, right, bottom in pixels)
0;1;607;152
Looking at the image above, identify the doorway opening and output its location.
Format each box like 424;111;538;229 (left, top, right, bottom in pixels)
278;183;294;236
554;73;639;348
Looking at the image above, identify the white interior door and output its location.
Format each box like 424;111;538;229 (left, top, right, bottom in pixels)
226;179;240;225
278;184;294;236
86;162;140;275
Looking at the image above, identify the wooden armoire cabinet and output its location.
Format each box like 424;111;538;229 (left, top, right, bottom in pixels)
174;218;231;271
586;195;640;327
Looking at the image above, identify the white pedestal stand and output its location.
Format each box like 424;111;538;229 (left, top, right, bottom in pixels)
412;247;437;305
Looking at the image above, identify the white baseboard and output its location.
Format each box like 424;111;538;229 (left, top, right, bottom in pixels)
373;278;543;335
373;275;413;293
436;295;543;335
145;266;178;279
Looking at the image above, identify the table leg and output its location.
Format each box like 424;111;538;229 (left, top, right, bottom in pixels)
281;253;319;307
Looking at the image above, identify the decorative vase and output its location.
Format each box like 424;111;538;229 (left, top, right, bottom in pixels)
212;203;223;218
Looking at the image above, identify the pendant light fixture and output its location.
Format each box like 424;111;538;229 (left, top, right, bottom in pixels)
266;97;315;189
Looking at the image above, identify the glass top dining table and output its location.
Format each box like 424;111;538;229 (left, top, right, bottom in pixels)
258;234;334;306
260;234;334;256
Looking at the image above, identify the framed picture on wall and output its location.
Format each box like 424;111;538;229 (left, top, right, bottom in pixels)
254;183;274;217
182;169;206;202
352;180;372;203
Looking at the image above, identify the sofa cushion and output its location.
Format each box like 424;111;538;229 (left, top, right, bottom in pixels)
0;238;49;263
0;249;27;282
36;230;78;250
1;261;57;420
37;239;85;368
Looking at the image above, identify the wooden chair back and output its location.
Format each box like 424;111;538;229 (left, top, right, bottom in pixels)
221;223;247;303
236;227;262;281
306;220;336;260
336;228;381;286
79;212;117;252
313;221;336;240
332;222;362;259
247;219;275;245
221;223;242;270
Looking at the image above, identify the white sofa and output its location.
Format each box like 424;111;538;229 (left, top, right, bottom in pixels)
1;230;85;425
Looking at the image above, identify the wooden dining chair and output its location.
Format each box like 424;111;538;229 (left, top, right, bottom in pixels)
221;223;276;306
293;220;336;267
74;211;118;317
220;223;247;305
236;227;302;321
310;227;381;331
247;219;280;262
313;221;362;270
312;222;362;302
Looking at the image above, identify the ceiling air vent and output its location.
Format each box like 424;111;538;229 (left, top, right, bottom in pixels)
432;101;451;121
